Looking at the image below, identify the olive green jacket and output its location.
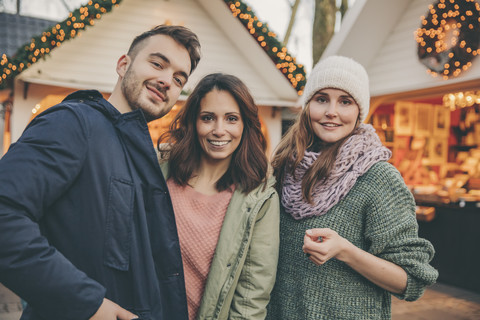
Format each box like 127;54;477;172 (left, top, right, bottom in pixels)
160;162;280;320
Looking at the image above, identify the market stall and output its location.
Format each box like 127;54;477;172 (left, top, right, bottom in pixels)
322;0;480;293
371;93;480;293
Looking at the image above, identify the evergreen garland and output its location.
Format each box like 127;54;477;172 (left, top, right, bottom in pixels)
1;0;306;94
223;0;306;94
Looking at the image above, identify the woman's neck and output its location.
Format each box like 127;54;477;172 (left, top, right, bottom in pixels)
188;157;231;195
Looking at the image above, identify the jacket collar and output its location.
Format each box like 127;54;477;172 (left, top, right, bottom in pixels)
63;90;146;123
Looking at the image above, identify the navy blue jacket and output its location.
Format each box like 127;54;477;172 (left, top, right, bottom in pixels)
0;90;188;320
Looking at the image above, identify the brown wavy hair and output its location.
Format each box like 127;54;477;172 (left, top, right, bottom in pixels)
158;73;268;193
272;101;357;204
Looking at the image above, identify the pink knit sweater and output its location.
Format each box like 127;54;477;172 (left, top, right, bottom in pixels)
167;179;234;320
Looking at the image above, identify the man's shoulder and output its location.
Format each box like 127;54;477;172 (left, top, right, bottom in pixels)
24;91;116;142
62;90;104;103
39;90;103;115
39;90;113;124
60;90;108;115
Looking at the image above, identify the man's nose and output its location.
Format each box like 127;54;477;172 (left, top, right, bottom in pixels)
155;73;172;89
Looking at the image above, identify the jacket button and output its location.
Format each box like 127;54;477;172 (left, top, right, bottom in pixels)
227;263;231;267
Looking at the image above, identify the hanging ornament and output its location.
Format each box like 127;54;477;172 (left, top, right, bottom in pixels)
415;0;480;79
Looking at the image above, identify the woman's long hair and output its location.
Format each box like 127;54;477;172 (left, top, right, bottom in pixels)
272;102;355;204
159;73;268;194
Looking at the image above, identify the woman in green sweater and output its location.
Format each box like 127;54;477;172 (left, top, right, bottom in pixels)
266;56;438;320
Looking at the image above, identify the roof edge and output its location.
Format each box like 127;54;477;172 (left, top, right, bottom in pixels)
0;0;123;89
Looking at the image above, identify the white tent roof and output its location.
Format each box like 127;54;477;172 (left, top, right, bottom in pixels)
17;0;300;106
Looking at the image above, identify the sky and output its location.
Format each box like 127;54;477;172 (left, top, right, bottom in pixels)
244;0;315;72
0;0;87;19
245;0;357;74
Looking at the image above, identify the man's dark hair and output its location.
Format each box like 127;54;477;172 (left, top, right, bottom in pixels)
127;24;201;74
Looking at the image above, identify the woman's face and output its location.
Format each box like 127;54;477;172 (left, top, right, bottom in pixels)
308;88;360;143
196;89;244;165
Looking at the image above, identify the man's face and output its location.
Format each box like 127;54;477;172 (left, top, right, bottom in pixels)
120;34;191;121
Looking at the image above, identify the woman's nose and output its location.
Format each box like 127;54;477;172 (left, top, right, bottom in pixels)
325;102;337;117
212;121;226;135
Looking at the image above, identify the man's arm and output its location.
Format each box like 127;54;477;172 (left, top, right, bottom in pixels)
0;107;106;319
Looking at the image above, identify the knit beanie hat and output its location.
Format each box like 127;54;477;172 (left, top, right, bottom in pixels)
301;55;370;123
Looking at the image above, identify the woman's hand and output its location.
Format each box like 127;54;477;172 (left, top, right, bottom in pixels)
302;228;351;265
302;228;407;294
90;298;138;320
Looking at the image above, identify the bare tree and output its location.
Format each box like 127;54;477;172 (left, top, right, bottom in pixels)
311;0;349;65
312;0;336;65
339;0;348;19
283;0;301;46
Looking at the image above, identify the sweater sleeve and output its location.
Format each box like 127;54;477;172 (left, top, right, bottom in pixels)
229;189;280;320
0;106;106;319
363;162;439;301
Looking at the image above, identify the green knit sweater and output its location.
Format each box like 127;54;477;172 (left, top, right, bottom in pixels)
266;162;438;320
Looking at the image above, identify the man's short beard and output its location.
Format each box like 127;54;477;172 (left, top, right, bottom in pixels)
120;66;170;122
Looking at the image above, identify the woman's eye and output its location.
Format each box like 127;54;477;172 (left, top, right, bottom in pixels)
201;115;213;121
315;96;327;103
227;116;238;122
340;99;353;105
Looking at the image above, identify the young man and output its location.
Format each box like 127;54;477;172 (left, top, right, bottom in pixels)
0;25;201;320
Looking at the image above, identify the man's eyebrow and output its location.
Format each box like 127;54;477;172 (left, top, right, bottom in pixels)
149;52;169;63
149;52;189;81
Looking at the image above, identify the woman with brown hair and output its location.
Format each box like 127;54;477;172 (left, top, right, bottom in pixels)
158;73;279;320
266;56;438;319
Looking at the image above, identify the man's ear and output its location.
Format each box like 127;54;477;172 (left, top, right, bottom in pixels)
116;54;131;78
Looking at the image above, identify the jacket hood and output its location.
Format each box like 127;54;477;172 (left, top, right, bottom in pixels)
62;90;146;123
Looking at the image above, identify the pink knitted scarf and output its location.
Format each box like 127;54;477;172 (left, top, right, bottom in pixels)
281;124;391;220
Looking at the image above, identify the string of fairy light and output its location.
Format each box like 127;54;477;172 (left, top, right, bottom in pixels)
414;0;480;80
223;0;306;94
0;0;122;89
